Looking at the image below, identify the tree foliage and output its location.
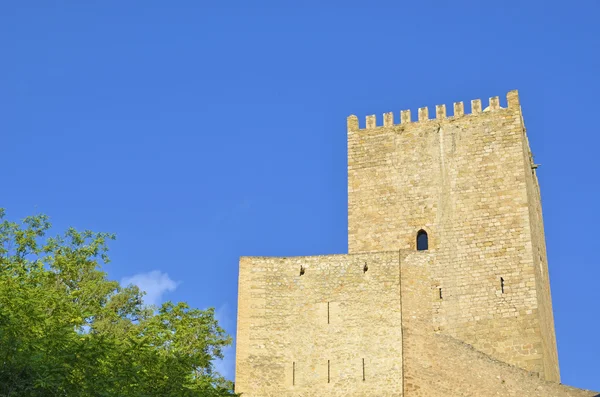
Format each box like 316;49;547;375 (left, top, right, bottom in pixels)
0;209;236;396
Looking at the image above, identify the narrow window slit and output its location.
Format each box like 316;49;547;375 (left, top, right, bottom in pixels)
300;266;305;276
501;277;505;294
439;287;443;300
327;360;330;383
293;361;295;386
327;302;330;324
362;358;365;381
363;262;368;273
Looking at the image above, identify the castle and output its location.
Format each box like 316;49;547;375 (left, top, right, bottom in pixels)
235;91;598;396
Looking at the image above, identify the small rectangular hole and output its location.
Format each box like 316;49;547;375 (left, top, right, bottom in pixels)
439;287;443;300
501;277;505;294
328;360;330;383
362;358;365;381
327;302;330;324
293;361;295;386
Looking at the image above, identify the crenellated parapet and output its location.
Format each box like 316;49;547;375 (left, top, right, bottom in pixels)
348;90;521;131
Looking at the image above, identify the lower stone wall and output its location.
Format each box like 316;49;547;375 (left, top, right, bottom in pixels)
235;252;403;397
235;249;598;396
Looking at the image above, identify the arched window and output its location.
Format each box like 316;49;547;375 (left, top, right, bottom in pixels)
417;230;428;251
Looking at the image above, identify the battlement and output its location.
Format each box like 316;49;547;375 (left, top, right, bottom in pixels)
347;90;520;131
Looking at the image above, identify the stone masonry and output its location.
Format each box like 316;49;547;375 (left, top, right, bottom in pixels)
235;90;599;396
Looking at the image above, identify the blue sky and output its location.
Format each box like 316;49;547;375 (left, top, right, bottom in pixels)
1;0;598;390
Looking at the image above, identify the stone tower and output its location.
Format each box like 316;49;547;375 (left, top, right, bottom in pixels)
347;90;557;379
235;91;598;396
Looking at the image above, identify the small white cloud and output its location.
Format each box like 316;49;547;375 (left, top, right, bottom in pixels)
122;270;179;306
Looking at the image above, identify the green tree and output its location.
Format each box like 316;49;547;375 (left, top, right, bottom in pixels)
0;209;237;396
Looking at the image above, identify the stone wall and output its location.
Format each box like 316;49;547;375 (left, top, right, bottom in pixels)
235;252;403;397
347;91;559;379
